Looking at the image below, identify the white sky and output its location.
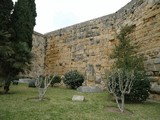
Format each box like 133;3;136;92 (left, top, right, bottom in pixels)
13;0;131;34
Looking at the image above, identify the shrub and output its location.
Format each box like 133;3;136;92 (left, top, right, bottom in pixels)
125;72;150;102
50;75;61;86
28;80;36;87
64;70;84;89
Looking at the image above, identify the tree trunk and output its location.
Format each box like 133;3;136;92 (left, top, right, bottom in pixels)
114;95;122;112
121;94;125;112
4;74;11;94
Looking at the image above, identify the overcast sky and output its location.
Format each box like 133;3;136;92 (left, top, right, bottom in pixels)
13;0;131;34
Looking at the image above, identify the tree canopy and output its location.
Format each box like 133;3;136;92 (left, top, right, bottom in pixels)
0;0;37;93
111;25;144;72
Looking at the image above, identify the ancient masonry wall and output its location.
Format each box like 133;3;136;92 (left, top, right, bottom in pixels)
45;1;160;75
31;0;160;98
26;32;46;78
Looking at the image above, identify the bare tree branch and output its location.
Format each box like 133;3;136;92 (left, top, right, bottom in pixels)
107;69;134;112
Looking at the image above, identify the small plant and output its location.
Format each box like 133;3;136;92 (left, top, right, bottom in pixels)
50;75;61;87
35;75;55;100
107;69;134;112
64;70;84;89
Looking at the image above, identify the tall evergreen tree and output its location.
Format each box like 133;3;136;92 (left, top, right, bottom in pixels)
9;0;37;77
0;0;13;92
0;0;13;31
1;0;37;93
0;0;13;58
11;0;37;71
11;0;37;49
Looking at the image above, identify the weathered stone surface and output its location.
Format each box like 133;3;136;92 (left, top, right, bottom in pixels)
21;31;46;78
95;75;102;84
44;0;160;78
151;82;160;94
148;76;160;82
72;95;85;102
146;71;154;76
77;86;103;93
22;0;160;100
149;94;160;101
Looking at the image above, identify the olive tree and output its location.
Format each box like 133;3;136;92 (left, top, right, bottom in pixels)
107;69;134;112
35;75;55;101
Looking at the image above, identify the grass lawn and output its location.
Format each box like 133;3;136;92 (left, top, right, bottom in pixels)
0;84;160;120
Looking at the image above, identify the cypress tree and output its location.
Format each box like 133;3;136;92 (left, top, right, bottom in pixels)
10;0;37;74
1;0;37;93
11;0;37;49
0;0;13;31
9;0;37;75
0;0;13;92
0;0;13;57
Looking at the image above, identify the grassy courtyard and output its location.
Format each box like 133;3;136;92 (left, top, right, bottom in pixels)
0;84;160;120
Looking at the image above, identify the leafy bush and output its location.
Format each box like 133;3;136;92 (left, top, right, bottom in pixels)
28;80;36;87
50;75;61;86
64;70;84;89
125;72;150;102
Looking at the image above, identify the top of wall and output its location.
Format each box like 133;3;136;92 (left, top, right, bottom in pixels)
33;31;45;37
44;0;146;36
39;0;159;36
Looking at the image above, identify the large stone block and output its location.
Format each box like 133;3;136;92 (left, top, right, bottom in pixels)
151;82;160;94
72;95;85;102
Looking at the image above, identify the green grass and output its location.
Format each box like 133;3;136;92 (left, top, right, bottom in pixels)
0;84;160;120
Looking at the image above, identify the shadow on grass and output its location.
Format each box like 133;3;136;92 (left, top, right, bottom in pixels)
0;91;19;95
25;97;50;102
105;106;133;115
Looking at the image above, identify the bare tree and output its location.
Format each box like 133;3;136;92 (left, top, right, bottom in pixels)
107;69;134;112
35;74;55;101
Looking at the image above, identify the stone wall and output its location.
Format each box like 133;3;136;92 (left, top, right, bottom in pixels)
44;0;160;86
26;0;160;99
24;32;46;78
